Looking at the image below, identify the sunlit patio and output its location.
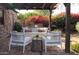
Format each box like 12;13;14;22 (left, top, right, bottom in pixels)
0;33;78;55
0;3;79;55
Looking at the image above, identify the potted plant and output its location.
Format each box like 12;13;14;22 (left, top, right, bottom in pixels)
32;35;42;40
53;29;60;31
11;22;23;43
13;22;23;32
52;28;61;32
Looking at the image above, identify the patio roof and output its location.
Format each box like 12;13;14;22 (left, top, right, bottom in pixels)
3;3;57;10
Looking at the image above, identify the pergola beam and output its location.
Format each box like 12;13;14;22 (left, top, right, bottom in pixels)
49;9;52;31
6;3;57;10
42;3;46;9
48;4;57;31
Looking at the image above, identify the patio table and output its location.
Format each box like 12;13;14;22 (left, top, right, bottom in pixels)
25;31;62;53
31;39;43;55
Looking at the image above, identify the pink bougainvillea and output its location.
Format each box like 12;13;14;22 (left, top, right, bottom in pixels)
29;16;49;24
71;13;79;21
57;12;79;21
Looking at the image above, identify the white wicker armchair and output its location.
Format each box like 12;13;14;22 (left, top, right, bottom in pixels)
43;31;62;53
9;32;32;53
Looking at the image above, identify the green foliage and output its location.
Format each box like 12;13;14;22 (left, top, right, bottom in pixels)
13;22;22;32
17;10;50;21
34;10;50;16
52;14;77;32
17;10;78;32
51;15;65;31
17;13;26;20
17;12;39;20
25;12;39;19
54;16;65;26
71;43;79;53
75;22;79;32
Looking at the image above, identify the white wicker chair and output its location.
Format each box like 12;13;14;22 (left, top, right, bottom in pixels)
43;31;62;53
9;32;32;53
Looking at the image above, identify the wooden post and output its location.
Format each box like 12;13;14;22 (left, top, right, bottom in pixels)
64;3;71;53
49;9;52;31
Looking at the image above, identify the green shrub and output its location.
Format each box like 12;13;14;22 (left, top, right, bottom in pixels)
75;22;79;32
13;22;22;32
52;15;77;32
71;43;79;53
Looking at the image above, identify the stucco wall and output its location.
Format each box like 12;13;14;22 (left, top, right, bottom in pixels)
4;9;17;33
0;4;17;39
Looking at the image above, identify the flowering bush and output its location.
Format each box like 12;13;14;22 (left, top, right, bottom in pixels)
30;16;49;24
72;13;79;21
52;12;79;32
18;12;79;32
23;16;49;27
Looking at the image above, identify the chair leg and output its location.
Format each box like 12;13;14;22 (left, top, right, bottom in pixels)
23;45;25;53
45;45;47;53
60;44;62;49
9;44;11;51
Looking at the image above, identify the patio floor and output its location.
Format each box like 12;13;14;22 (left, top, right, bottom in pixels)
0;35;76;55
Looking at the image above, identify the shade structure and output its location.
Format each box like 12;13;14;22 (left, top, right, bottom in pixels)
0;3;71;53
3;3;57;9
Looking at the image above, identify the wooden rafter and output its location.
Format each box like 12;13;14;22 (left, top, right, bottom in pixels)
3;3;57;10
42;3;46;9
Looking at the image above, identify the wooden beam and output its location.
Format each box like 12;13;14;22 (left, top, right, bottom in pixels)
49;9;52;31
6;3;57;10
42;3;46;9
50;4;57;9
64;3;71;53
